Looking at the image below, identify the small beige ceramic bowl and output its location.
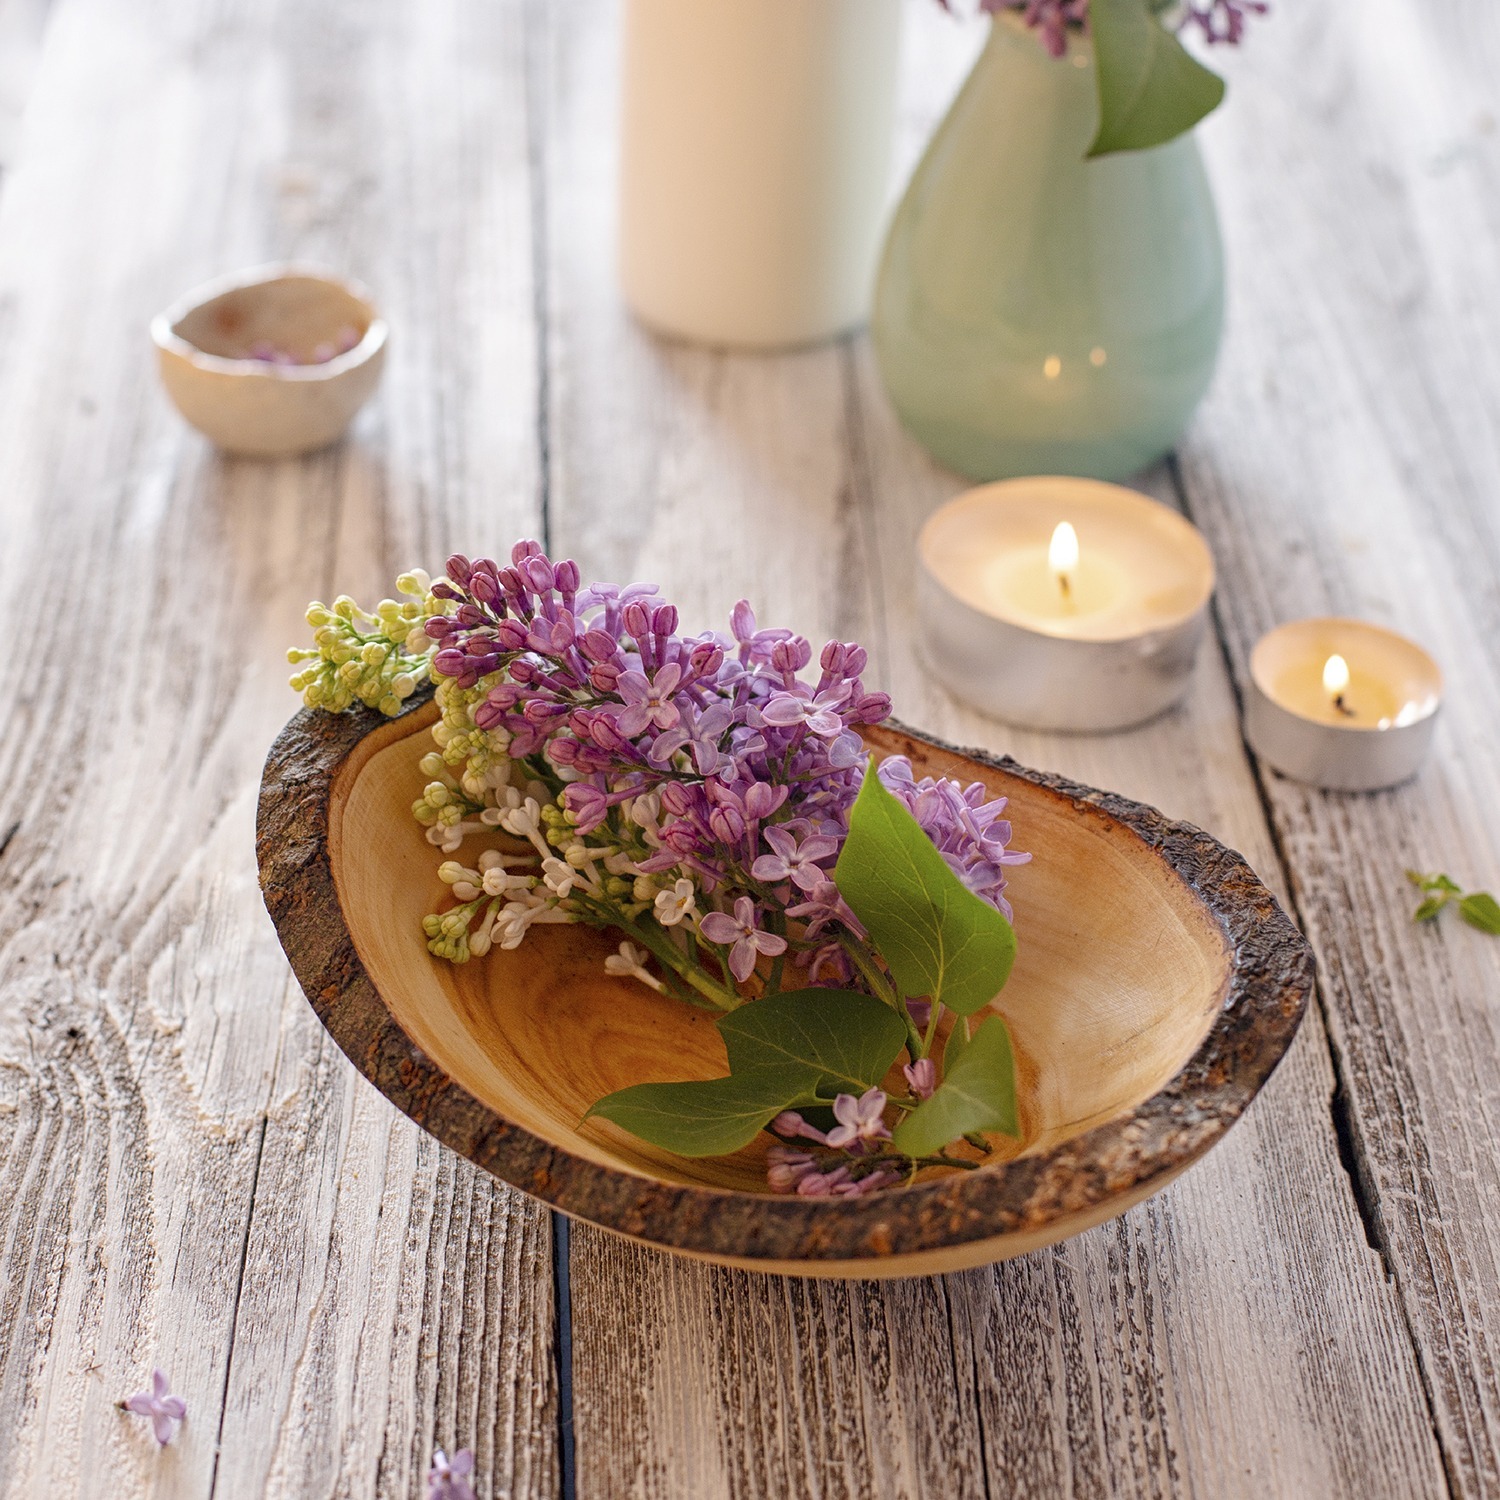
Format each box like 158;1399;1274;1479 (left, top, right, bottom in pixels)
152;264;387;456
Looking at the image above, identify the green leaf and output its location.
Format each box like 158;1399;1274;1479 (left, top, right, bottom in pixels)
1087;0;1226;158
586;988;906;1157
834;761;1017;1017
893;1016;1019;1158
584;1067;817;1159
1413;895;1450;924
1459;893;1500;935
943;1013;971;1075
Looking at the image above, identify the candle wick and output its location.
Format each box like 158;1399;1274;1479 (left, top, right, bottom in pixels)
1058;573;1071;599
1333;693;1356;719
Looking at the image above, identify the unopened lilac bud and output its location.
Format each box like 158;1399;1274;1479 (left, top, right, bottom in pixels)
581;629;618;663
423;615;456;640
903;1058;937;1101
554;559;580;593
651;604;679;637
708;806;746;844
495;618;529;650
744;783;787;820
820;640;846;673
659;781;695;817
470;570;501;607
730;600;756;641
771;636;812;673
511;538;543;563
622;600;651;638
433;649;467;678
522;555;555;593
446;554;473;586
688;642;722;674
589;718;630;752
843;644;869;676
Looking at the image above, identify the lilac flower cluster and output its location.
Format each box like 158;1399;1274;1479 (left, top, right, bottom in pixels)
940;0;1264;58
298;542;1031;1191
879;758;1031;920
1179;0;1267;45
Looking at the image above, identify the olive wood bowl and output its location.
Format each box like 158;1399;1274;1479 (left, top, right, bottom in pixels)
257;692;1312;1278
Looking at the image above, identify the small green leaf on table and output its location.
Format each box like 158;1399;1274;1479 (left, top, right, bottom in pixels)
1459;892;1500;935
893;1015;1019;1160
586;988;907;1157
1087;0;1227;158
834;760;1016;1017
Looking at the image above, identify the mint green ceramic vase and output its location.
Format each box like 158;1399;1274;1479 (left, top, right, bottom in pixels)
872;15;1225;481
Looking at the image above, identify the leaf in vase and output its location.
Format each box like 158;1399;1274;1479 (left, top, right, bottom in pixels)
1087;0;1226;158
834;760;1016;1017
585;988;907;1157
893;1015;1019;1159
1459;892;1500;935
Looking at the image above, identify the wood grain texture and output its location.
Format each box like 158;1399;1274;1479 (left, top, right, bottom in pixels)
0;0;558;1496
1177;1;1500;1491
258;691;1311;1273
543;0;1451;1494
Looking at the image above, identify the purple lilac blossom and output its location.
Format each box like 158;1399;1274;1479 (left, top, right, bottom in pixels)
825;1088;892;1149
699;895;789;982
120;1369;187;1446
904;1059;937;1100
938;0;1263;55
426;1448;478;1500
421;541;1027;1026
876;756;1031;919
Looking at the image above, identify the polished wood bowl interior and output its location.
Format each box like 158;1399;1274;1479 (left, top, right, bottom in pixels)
258;694;1311;1277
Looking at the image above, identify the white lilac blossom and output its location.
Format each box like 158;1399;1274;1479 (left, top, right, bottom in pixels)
426;1448;477;1500
295;542;1032;1194
119;1369;186;1446
604;941;663;991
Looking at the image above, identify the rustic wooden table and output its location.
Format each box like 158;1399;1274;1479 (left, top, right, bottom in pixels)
2;0;1497;1496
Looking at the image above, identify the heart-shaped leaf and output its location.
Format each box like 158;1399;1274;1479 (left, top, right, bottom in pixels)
893;1015;1019;1158
1087;0;1226;158
586;988;907;1157
834;760;1016;1017
1460;892;1500;935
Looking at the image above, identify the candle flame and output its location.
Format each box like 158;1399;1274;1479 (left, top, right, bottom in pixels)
1048;522;1079;584
1323;654;1351;696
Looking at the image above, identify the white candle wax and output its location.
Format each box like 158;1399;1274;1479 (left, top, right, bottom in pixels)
918;478;1215;732
1245;619;1442;790
927;479;1214;644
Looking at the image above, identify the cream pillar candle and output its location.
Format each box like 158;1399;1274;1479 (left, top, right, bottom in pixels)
618;0;902;350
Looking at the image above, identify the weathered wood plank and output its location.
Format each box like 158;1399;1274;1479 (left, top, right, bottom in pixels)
545;1;1446;1496
1177;1;1500;1492
0;0;558;1496
0;0;49;174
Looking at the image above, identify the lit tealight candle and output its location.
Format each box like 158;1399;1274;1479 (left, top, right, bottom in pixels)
918;478;1215;732
1049;521;1079;598
1244;619;1442;790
